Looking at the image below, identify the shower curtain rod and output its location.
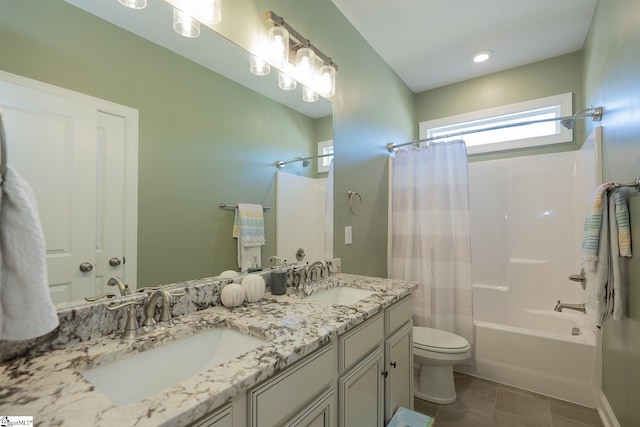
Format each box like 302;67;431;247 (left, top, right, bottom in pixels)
275;153;333;168
386;106;603;152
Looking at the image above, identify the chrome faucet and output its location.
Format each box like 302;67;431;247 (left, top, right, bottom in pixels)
554;300;586;313
142;289;185;333
108;276;132;296
301;261;326;295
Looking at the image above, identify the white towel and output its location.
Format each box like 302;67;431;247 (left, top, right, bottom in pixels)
0;166;58;340
233;203;265;272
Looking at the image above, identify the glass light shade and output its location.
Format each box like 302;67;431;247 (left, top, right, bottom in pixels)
296;47;316;86
250;55;271;76
173;8;200;38
118;0;147;9
302;86;319;103
319;65;336;97
268;26;290;68
198;0;222;25
278;72;297;90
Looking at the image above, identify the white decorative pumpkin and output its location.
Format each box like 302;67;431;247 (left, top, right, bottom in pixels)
220;283;245;308
242;274;265;303
219;270;239;279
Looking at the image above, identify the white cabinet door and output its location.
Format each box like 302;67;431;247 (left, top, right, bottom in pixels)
338;346;384;427
0;76;133;303
384;321;413;423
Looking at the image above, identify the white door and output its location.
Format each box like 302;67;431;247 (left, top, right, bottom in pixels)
0;79;130;303
276;172;327;264
95;112;127;295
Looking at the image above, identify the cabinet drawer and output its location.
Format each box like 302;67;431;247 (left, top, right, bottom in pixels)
339;313;384;373
386;295;413;336
190;404;232;427
249;342;337;427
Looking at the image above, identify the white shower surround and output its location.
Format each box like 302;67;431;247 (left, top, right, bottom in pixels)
457;130;602;407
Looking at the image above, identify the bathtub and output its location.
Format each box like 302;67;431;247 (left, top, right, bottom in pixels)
457;291;601;407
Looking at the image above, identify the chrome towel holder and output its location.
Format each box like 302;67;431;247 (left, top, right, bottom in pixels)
347;189;362;215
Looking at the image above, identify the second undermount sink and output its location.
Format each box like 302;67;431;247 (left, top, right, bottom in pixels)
82;328;266;406
305;286;376;305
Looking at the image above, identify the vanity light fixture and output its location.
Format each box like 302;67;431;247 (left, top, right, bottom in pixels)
278;72;297;90
296;47;316;86
118;0;147;9
250;55;271;76
197;0;222;26
173;8;200;38
472;50;493;63
268;26;290;68
302;86;319;103
319;64;336;98
257;10;338;102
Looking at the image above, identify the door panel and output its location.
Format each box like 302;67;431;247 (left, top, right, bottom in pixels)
96;112;126;294
1;80;98;303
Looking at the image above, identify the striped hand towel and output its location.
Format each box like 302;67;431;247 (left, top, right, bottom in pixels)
233;203;265;247
613;189;632;257
581;182;615;271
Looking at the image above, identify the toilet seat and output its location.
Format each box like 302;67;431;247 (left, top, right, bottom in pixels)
413;326;470;354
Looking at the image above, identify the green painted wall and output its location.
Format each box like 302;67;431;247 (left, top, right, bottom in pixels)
415;52;585;162
0;0;320;286
0;0;414;282
583;0;640;425
247;0;415;276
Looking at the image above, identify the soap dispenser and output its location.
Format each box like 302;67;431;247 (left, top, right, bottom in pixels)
269;256;288;295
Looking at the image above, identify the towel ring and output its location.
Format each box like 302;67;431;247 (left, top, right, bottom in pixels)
347;189;362;215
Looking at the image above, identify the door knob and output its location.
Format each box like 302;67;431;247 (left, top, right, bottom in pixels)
109;257;122;267
79;262;94;272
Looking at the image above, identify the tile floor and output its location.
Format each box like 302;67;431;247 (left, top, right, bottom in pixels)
413;372;604;427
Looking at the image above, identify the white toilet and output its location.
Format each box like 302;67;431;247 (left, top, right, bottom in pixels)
413;326;471;404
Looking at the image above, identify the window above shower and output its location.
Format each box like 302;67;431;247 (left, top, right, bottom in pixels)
317;140;333;173
419;93;573;154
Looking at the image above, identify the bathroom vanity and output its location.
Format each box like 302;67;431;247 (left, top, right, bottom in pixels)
0;268;416;427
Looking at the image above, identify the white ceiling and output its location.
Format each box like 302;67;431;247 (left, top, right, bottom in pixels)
331;0;599;93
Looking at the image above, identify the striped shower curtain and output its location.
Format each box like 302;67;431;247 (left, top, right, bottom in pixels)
388;140;474;353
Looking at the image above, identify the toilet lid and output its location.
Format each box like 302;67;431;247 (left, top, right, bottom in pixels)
413;326;470;354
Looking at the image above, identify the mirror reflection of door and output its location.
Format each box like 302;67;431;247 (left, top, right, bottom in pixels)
276;172;328;264
0;74;137;304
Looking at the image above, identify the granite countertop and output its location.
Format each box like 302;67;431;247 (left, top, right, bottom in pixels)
0;273;417;426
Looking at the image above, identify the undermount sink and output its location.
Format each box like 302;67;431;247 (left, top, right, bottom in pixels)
305;286;376;305
82;328;266;406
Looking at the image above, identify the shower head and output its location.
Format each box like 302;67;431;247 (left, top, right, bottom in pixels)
295;156;311;167
561;118;575;130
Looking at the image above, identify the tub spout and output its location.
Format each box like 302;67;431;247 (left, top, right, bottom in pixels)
554;300;586;313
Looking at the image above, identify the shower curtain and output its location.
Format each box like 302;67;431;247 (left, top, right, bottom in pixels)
389;140;474;351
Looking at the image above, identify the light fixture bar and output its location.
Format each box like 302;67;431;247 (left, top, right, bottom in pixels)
264;10;338;71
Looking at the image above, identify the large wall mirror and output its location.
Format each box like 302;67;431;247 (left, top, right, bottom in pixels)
0;0;333;306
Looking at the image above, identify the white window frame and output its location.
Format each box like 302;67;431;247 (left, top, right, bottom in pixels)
317;140;333;173
419;93;573;154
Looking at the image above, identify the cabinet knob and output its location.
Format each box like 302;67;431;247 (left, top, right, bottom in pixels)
381;371;389;378
390;362;397;368
109;257;122;267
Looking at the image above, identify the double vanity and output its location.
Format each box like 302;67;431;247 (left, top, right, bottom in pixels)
0;261;417;426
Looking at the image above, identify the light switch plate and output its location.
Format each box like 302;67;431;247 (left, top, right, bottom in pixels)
345;226;352;245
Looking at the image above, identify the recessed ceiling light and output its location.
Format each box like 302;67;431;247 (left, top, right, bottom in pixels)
472;50;493;63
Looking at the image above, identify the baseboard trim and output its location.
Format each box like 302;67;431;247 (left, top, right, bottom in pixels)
598;391;620;427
